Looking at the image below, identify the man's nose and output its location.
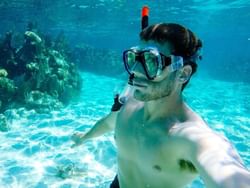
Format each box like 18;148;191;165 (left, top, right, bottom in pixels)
131;61;146;78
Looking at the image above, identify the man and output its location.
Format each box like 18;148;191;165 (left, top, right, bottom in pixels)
72;23;250;188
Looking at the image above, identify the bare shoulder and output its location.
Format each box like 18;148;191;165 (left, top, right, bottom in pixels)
170;118;244;163
169;118;213;143
170;119;250;187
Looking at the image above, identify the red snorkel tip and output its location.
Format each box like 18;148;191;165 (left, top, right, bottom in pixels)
141;6;149;30
141;6;149;17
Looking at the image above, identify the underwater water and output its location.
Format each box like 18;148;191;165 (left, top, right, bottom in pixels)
0;72;249;188
0;0;250;188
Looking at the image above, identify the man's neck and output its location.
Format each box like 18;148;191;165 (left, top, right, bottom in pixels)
143;93;185;123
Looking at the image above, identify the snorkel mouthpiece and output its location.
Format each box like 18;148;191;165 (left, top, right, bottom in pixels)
141;6;149;30
128;73;134;85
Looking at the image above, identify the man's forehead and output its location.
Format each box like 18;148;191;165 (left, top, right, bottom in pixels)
138;40;173;55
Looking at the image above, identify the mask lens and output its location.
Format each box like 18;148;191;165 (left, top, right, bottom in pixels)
125;51;136;71
143;51;158;78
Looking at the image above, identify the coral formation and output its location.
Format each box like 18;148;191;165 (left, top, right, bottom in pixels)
0;114;9;132
0;27;82;116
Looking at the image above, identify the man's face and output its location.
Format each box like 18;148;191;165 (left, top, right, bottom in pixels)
128;41;178;102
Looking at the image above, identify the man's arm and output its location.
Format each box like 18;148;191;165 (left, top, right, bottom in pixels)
71;111;118;147
191;130;250;188
71;94;123;147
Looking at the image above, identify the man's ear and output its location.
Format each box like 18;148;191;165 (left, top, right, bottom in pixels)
178;65;192;83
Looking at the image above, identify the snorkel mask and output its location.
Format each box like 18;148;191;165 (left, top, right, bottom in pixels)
123;6;183;81
123;46;183;80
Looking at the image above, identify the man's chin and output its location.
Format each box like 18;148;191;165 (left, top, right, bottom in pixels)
134;89;171;102
134;90;151;102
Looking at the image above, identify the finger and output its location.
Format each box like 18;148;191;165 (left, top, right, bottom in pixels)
71;133;80;140
71;140;82;148
71;133;79;137
71;143;77;148
72;132;83;138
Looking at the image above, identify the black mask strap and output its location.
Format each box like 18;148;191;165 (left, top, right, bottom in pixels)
128;73;135;85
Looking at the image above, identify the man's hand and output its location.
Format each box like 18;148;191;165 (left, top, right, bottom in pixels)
71;132;85;148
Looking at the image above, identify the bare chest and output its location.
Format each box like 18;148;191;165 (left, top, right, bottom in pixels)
115;109;182;165
115;110;197;187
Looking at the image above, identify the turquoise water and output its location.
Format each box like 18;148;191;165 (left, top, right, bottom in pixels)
1;0;250;187
0;71;249;187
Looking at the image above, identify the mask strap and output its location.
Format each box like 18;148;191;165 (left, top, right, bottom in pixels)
128;73;135;85
189;46;202;63
170;56;184;72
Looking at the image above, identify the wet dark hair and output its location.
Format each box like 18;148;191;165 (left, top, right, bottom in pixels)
140;23;202;91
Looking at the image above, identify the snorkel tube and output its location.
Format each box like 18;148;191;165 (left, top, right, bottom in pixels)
128;6;149;85
141;6;149;30
127;6;149;84
111;6;150;110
